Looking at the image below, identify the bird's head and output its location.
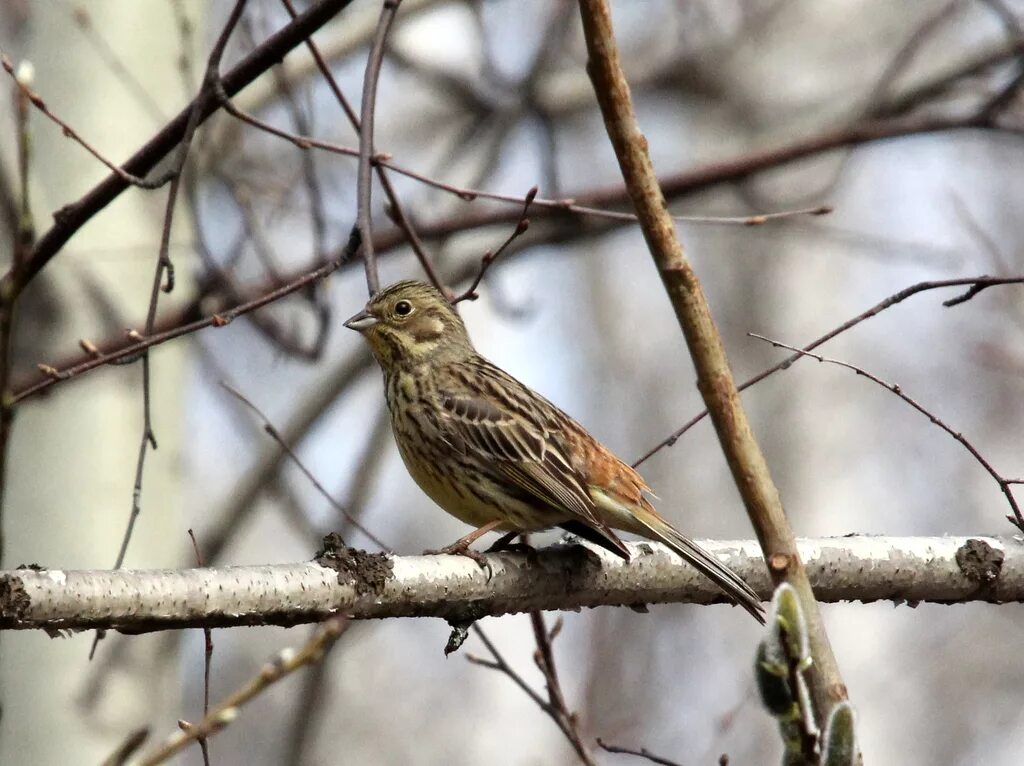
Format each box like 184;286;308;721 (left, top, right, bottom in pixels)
344;280;474;371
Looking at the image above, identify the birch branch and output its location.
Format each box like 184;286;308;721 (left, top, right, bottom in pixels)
0;536;1018;633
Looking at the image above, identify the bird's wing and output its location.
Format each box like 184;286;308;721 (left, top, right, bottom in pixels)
436;361;627;554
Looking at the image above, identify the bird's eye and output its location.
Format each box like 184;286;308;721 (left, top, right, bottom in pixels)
394;300;413;317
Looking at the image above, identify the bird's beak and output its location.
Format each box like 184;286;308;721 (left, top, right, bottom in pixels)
343;308;378;332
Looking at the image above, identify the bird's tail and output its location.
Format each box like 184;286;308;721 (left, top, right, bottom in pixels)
629;509;765;624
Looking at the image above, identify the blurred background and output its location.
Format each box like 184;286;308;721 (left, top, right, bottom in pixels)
2;0;1023;763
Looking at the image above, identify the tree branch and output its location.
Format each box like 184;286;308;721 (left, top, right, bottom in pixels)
0;536;1017;633
15;0;359;290
577;0;849;730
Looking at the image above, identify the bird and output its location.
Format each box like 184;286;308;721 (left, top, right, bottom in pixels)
344;279;764;622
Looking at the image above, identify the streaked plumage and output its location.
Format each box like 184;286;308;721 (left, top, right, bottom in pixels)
344;280;763;622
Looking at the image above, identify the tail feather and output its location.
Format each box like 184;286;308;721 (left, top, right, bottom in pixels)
633;515;765;624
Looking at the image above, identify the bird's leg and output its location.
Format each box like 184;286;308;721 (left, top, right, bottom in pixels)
425;520;503;572
486;531;538;561
485;531;520;552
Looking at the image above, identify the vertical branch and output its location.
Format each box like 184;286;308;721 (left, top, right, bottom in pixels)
0;61;36;564
356;0;403;295
279;0;449;294
575;0;852;733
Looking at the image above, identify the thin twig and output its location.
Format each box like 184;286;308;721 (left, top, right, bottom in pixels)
202;94;832;230
596;738;684;766
12;228;363;404
280;0;450;294
190;168;327;360
451;186;537;304
529;612;597;766
380;157;833;226
100;727;150;766
356;0;403;295
132;616;350;766
66;2;167;123
749;332;1024;530
632;276;1024;468
219;382;390;551
109;0;249;579
19;0;359;289
91;0;251;664
283;411;390;765
469;624;596;764
201;348;372;563
0;55;173;189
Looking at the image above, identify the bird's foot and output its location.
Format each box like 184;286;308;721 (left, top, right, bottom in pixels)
424;521;504;579
425;540;493;579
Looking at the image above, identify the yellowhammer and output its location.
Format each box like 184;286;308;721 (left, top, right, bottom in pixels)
345;280;763;622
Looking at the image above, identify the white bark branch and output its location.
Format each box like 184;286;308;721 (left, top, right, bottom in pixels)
1;536;1018;633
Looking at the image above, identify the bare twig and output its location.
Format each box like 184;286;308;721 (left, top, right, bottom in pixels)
0;55;172;189
356;0;403;295
108;0;249;585
90;0;251;664
280;0;449;293
469;623;597;765
101;727;150;766
66;2;167;123
451;186;537;304
283;413;390;765
597;738;683;766
12;228;362;404
196;96;832;230
201;348;372;563
133;616;350;766
380;158;832;226
529;611;597;765
632;276;1024;468
749;332;1024;530
219;382;390;551
17;0;359;290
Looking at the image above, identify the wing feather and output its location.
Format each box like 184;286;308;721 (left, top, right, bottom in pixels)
437;361;628;556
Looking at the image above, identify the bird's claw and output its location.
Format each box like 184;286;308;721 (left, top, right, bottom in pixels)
425;542;494;580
